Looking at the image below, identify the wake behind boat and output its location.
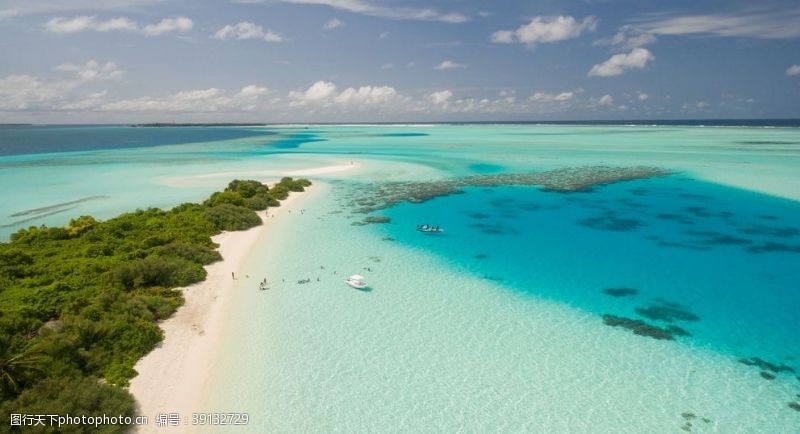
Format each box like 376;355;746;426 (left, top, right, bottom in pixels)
417;224;444;233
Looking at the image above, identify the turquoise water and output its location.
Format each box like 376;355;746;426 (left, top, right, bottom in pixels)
2;124;800;431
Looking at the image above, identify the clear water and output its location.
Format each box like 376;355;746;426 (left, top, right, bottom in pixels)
1;124;799;431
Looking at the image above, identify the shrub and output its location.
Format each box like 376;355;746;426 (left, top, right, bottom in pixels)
202;204;262;231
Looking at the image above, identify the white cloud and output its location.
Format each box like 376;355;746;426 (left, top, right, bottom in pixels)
595;26;656;49
0;59;124;111
491;16;597;47
379;31;389;39
588;48;654;77
213;22;284;42
787;65;800;76
280;0;468;23
631;9;800;39
429;90;453;104
44;16;137;33
598;94;614;106
289;80;337;105
529;91;575;103
435;60;465;70
101;85;269;112
2;1;164;20
637;91;649;101
323;18;344;29
380;63;394;70
44;15;192;36
54;60;125;81
334;85;397;105
142;16;193;36
288;80;405;109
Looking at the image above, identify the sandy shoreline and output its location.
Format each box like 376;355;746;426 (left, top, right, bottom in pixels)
129;166;351;431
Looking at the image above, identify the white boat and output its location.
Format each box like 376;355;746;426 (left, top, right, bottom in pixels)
345;274;368;289
416;224;444;233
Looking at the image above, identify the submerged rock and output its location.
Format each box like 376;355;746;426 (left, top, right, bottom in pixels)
601;314;679;341
347;166;670;213
738;357;796;374
635;302;700;323
602;287;638;298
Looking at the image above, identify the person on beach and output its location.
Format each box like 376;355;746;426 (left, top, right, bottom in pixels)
231;272;235;280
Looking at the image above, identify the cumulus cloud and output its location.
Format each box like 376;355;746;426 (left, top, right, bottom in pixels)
429;90;453;104
101;85;269;112
787;65;800;76
213;22;284;42
44;16;137;33
280;0;467;23
380;63;394;70
631;9;800;39
598;94;614;106
435;60;465;70
334;85;397;105
323;18;344;29
588;48;654;77
142;16;193;36
491;16;597;47
288;80;405;110
44;15;192;36
637;91;649;101
289;80;337;105
0;59;124;111
529;91;575;103
54;60;125;81
595;26;656;49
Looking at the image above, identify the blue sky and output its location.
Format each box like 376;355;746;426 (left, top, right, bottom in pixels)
0;0;798;122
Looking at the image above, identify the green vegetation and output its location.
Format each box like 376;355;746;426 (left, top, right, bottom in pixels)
0;177;310;431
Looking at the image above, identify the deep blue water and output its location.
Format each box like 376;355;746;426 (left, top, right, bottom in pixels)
378;177;800;368
0;125;274;156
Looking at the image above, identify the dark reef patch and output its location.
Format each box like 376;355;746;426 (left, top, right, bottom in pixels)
747;242;800;254
684;230;753;246
656;240;709;251
635;300;700;323
656;213;693;225
738;357;796;374
351;215;391;226
601;314;686;340
679;192;711;200
789;402;800;412
474;253;489;260
346;166;670;213
467;212;490;219
760;371;776;380
602;287;638;298
578;212;642;231
516;202;542;211
739;225;800;238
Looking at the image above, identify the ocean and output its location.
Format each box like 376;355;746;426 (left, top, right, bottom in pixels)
1;123;799;432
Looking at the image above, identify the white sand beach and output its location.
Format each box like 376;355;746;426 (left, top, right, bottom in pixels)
130;165;355;431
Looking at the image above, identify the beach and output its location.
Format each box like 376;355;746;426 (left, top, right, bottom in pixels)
129;164;354;431
1;125;798;432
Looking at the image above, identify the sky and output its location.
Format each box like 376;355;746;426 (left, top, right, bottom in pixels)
0;0;799;123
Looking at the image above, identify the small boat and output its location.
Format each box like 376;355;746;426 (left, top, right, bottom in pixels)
416;224;444;233
345;274;368;289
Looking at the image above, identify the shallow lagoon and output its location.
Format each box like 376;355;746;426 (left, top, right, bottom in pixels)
2;124;799;431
